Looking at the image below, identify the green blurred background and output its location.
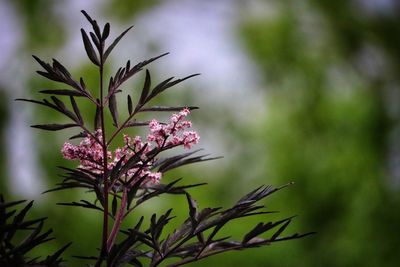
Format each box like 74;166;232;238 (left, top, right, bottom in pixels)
1;0;400;266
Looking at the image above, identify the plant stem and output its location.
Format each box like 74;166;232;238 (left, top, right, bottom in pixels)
99;55;109;262
107;188;127;251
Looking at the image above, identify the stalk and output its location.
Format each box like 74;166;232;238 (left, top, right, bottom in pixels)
99;52;109;262
107;188;128;251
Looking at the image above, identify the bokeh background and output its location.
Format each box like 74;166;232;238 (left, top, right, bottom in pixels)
1;0;400;266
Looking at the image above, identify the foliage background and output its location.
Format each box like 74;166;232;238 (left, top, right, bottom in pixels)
1;0;400;266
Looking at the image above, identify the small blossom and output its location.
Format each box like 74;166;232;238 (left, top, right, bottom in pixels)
61;109;199;187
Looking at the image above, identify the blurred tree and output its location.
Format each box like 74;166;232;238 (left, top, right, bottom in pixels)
239;0;400;266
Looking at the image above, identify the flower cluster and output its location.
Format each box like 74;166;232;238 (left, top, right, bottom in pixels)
61;109;200;185
147;108;200;149
61;129;112;171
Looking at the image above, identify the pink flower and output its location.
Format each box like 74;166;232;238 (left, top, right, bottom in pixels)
61;109;200;186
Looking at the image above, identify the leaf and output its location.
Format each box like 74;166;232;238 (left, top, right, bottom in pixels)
271;218;292;241
31;123;78;131
94;103;101;129
81;29;100;66
123;120;150;128
0;199;26;210
103;26;133;61
70;96;83;124
52;59;71;77
109;94;119;127
127;175;148;209
102;22;110;41
51;96;67;111
127;95;133;115
186;193;198;226
90;31;101;51
57;201;104;213
43;242;72;264
139;106;199;112
36;70;63;82
81;10;101;39
5;201;34;241
80;77;87;90
112;195;118;217
147;74;200;101
69;132;87;140
32;55;53;73
39;89;85;97
138;69;151;107
145;77;173;103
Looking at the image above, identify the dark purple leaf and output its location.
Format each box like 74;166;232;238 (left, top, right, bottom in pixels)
31;123;78;131
94;103;101;129
102;22;110;41
139;106;199;112
109;94;119;127
127;94;133;115
70;96;83;124
81;29;99;66
81;10;101;39
103;26;133;61
39;89;85;97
